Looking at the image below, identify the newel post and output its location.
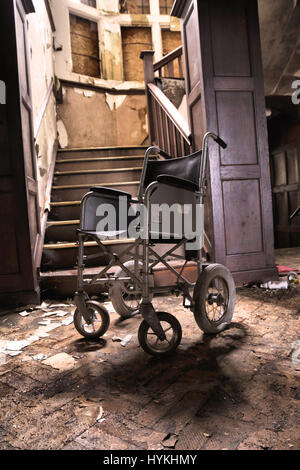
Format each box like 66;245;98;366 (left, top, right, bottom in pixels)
140;50;155;144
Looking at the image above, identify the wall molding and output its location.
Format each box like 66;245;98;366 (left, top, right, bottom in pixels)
59;78;146;96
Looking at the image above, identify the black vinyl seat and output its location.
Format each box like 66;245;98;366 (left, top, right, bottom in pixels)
142;150;201;193
83;149;202;243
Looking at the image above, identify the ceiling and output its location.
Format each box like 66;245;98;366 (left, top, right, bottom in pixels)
258;0;300;96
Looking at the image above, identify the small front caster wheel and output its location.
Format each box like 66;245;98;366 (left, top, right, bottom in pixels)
74;301;110;339
138;312;182;356
193;264;236;334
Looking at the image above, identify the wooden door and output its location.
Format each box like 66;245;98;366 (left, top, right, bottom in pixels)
173;0;278;284
15;0;41;265
0;0;40;305
270;144;300;247
180;0;205;151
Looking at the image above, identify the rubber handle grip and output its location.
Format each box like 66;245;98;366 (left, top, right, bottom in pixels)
214;135;227;149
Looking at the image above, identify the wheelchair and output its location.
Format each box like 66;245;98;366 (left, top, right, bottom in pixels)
73;132;236;356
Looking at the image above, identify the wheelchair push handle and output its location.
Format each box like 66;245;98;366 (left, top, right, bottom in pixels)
158;149;172;159
209;133;227;149
199;132;227;191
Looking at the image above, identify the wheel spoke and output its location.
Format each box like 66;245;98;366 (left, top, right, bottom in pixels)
163;326;173;334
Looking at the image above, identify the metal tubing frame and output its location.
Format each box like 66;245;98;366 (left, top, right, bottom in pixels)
76;134;225;302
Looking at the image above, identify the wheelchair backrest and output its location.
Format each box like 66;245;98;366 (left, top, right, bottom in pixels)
141;150;202;195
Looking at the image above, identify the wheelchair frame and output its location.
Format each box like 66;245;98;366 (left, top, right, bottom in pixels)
74;132;229;348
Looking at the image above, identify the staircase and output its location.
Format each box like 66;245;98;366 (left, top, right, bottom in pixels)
40;145;146;298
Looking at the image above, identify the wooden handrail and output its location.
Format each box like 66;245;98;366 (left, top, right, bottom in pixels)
148;83;192;144
153;45;183;72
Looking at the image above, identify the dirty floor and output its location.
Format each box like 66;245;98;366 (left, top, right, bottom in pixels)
0;249;299;450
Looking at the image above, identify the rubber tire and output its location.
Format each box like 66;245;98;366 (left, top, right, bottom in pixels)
110;261;153;318
138;312;182;356
73;300;110;339
193;264;236;334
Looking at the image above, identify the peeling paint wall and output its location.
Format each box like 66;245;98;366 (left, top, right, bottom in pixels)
58;86;148;148
27;1;57;216
51;0;181;147
51;0;181;84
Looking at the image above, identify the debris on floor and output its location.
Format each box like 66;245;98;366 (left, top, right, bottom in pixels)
42;353;76;372
0;260;299;451
32;354;47;361
112;336;122;342
162;433;179;448
260;280;288;290
121;334;133;347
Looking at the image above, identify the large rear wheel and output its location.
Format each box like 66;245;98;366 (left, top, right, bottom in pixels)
193;264;236;334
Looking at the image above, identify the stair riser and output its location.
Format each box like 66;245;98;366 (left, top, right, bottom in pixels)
53;170;141;186
55;158;144;171
45;225;79;243
42;244;132;270
40;264;198;299
57;147;147;160
51;183;139;202
50;205;81;221
40;276;107;299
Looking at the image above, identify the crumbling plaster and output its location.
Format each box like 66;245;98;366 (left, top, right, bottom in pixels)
51;0;180;85
58;86;148;148
51;0;180;147
26;0;58;216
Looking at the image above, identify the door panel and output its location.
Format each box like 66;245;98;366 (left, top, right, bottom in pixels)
15;0;41;261
176;0;277;283
0;0;40;303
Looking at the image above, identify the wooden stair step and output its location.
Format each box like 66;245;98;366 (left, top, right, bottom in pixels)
55;156;145;171
54;166;143;176
49;194;139;220
57;146;147;160
40;261;198;299
53;167;142;185
51;181;140;202
52;181;140;190
44;238;134;250
41;145;146;278
47;219;80;227
49;201;81;221
45;219;79;242
42;238;135;271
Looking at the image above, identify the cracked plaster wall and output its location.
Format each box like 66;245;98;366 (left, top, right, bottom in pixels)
27;1;58;216
51;0;181;147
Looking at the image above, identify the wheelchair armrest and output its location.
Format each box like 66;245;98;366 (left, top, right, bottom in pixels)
156;174;199;192
90;186;132;200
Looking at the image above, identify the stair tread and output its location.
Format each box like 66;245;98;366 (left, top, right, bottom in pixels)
52;181;140;190
54;167;142;176
56;156;145;163
40;266;112;277
44;238;135;250
40;260;197;277
58;145;147;152
47;220;80;227
50;201;81;207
